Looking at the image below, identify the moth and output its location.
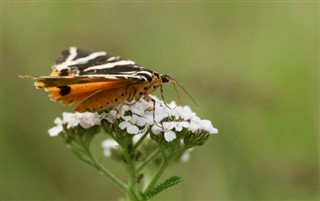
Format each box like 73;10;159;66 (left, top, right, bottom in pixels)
20;47;192;112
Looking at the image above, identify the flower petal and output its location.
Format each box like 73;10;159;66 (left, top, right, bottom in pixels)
62;112;80;128
155;111;169;123
48;125;63;137
122;115;132;121
164;131;176;142
78;112;100;128
200;119;218;134
53;117;62;125
127;125;139;134
119;121;130;129
163;122;175;130
134;116;146;127
151;124;163;135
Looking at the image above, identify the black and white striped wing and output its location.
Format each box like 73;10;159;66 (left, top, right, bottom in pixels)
53;47;154;82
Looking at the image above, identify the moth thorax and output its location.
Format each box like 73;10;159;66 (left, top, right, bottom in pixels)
50;68;73;76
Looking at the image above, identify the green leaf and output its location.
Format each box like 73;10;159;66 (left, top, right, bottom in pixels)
143;176;182;200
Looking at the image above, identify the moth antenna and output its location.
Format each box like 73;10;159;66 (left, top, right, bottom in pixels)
19;75;38;80
172;82;182;105
171;78;198;107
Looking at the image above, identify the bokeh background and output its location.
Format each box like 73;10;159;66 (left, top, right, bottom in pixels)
2;1;319;201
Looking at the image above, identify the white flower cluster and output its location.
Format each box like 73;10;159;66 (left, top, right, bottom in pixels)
48;112;101;136
48;96;218;142
104;96;218;142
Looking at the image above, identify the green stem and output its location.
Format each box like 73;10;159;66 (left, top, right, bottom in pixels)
143;156;171;194
84;147;129;193
137;148;161;173
133;132;149;151
142;145;188;196
104;130;140;201
123;148;139;201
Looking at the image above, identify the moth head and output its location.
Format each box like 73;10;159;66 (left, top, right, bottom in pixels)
160;74;172;83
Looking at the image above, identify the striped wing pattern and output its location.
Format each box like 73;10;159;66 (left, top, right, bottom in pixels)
53;47;153;82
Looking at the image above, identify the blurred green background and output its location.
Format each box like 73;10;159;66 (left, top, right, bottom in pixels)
2;1;319;201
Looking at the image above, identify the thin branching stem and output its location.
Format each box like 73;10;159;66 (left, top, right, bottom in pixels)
137;148;161;172
133;132;149;151
84;147;129;194
143;156;171;194
123;150;139;200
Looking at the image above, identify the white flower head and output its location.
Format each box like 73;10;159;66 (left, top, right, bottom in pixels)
48;112;101;136
48;95;218;143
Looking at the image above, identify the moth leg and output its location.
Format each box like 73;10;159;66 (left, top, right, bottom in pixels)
116;97;127;118
115;89;133;118
125;90;138;107
160;85;170;109
114;86;136;117
144;95;163;129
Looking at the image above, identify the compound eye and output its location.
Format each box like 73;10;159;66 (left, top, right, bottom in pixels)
161;74;170;83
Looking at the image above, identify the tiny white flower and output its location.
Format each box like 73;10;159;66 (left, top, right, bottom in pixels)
190;116;201;123
189;121;201;133
119;121;139;134
199;119;218;134
130;99;151;116
48;117;64;136
105;109;118;123
168;101;177;108
154;110;169;123
180;148;193;163
119;116;141;134
151;124;163;135
101;139;119;157
172;121;190;132
180;106;196;120
161;122;186;142
119;121;130;129
62;112;79;128
78;112;100;128
164;130;176;142
120;104;131;113
162;122;175;130
132;114;146;127
126;125;139;134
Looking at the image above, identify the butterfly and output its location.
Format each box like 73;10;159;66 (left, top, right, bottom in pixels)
20;47;193;112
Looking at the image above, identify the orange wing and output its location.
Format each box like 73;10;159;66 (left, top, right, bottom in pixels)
45;80;133;100
74;86;128;112
75;81;155;112
20;75;142;112
44;80;137;110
